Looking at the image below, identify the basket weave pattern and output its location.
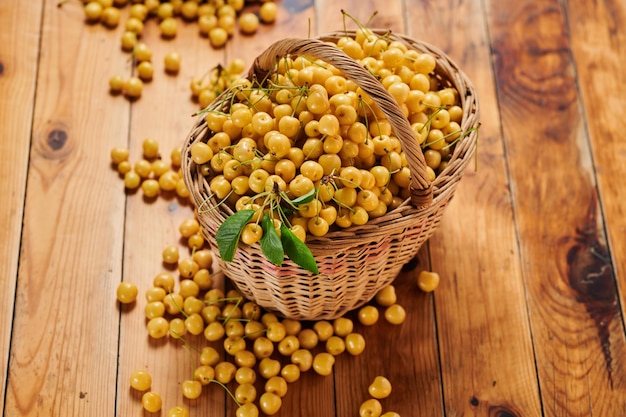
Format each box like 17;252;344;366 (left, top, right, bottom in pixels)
182;30;479;320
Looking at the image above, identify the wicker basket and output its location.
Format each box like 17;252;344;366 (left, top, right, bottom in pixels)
182;30;479;320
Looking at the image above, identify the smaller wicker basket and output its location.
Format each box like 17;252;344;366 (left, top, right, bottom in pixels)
182;31;479;320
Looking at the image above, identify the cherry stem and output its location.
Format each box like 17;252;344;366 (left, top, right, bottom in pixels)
209;379;241;408
181;343;199;381
221;296;242;324
205;296;245;305
167;291;189;319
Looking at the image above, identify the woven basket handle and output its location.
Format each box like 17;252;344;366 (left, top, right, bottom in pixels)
249;38;433;209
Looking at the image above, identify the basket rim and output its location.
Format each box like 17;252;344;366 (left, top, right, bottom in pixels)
182;30;480;246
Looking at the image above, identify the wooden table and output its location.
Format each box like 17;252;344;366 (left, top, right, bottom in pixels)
2;0;626;416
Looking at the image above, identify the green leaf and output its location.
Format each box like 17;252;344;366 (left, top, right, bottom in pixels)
260;214;284;267
215;210;255;262
280;206;295;217
280;224;319;274
290;188;316;206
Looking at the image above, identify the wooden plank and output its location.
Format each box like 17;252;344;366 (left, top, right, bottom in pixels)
4;1;131;415
486;0;626;415
566;0;626;359
0;0;44;408
332;251;444;417
115;9;229;417
315;0;405;35
308;2;448;416
405;1;544;415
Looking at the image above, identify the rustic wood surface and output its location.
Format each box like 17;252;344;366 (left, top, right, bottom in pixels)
2;0;626;416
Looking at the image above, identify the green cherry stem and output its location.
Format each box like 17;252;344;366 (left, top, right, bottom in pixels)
209;379;242;408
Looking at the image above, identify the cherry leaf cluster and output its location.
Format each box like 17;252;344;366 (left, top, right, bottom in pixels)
216;190;319;274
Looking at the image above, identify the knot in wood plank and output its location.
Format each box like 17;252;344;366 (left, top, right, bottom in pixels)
493;3;577;113
36;123;73;161
489;405;519;417
47;129;67;151
566;196;618;386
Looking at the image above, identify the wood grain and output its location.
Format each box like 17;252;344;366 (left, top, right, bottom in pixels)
4;1;130;415
406;1;543;416
566;0;626;356
0;0;44;408
115;10;230;416
315;0;405;34
487;0;626;415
